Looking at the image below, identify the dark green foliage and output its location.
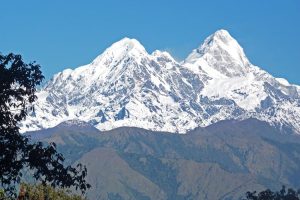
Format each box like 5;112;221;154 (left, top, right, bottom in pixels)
0;53;90;197
244;186;300;200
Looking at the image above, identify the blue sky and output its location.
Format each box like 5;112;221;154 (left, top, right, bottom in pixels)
1;0;299;84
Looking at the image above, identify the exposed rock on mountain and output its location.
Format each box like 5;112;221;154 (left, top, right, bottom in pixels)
21;30;300;134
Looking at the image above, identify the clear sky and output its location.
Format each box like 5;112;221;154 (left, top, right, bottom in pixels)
1;0;299;84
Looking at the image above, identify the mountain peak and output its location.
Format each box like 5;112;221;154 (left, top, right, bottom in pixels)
210;29;233;41
112;37;146;52
203;29;242;52
90;37;147;67
185;29;251;77
152;50;176;63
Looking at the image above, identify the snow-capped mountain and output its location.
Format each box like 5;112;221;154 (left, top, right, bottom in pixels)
21;30;300;134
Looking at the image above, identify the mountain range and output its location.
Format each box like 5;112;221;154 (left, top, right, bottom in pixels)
21;29;300;134
27;119;300;200
21;30;300;200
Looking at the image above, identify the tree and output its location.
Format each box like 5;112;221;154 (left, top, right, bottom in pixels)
244;186;300;200
18;183;87;200
0;53;90;197
0;183;86;200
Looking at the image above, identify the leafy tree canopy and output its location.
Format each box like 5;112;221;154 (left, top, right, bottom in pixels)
244;186;300;200
0;53;90;197
1;183;86;200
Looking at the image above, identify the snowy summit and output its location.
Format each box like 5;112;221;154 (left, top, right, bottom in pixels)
21;30;300;134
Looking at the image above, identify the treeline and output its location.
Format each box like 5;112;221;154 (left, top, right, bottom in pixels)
0;183;86;200
1;184;299;200
244;186;300;200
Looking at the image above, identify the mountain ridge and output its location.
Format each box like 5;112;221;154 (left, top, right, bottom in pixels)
27;118;300;200
21;29;300;134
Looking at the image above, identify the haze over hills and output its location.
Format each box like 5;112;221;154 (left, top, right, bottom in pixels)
21;29;300;134
27;119;300;200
